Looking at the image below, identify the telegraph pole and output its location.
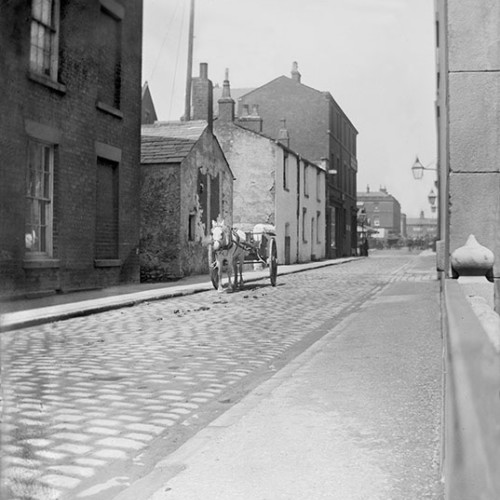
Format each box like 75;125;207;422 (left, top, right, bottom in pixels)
184;0;195;121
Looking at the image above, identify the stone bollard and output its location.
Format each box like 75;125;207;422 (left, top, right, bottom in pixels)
451;234;499;352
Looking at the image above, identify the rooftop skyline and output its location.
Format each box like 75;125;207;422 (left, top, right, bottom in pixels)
142;0;437;218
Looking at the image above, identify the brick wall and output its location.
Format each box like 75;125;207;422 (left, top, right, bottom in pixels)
0;0;142;298
237;77;328;164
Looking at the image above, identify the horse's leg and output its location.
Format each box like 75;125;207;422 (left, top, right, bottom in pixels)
217;258;224;293
240;255;245;288
227;259;234;292
232;260;239;291
238;256;244;289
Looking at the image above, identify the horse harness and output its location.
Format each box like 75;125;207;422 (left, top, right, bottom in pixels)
216;228;246;252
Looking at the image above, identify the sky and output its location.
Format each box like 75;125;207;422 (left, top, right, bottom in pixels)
142;0;437;219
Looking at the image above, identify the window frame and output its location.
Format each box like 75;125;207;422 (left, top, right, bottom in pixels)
29;0;60;81
302;207;308;243
283;152;289;191
303;163;309;197
316;211;321;243
25;139;54;260
97;2;123;112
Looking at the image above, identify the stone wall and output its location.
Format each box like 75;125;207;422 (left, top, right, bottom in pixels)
140;129;233;281
437;0;500;310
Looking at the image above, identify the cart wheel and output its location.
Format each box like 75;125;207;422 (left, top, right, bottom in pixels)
268;238;278;287
210;264;220;290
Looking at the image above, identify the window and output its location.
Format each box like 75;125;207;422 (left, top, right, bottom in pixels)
283;152;289;190
316;169;321;201
188;214;196;241
303;164;309;196
30;0;60;80
95;157;119;259
25;140;54;257
316;211;321;243
97;5;122;109
302;207;307;243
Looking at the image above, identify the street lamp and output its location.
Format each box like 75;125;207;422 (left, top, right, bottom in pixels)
428;188;437;206
411;155;440;242
411;156;436;180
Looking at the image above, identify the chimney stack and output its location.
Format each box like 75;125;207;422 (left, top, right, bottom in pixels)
192;62;213;130
291;61;301;83
218;68;235;123
236;103;263;133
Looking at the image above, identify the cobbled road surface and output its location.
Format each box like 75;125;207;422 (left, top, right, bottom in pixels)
1;251;436;500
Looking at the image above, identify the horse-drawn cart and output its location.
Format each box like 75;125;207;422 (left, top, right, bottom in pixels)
210;221;278;292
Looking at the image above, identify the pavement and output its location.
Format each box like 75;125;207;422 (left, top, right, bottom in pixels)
0;257;358;332
115;251;443;500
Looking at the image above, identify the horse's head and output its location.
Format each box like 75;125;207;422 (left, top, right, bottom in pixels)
211;219;228;251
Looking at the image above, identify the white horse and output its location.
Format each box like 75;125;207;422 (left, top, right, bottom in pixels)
211;219;246;292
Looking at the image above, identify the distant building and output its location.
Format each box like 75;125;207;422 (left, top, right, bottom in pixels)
401;213;407;239
212;71;326;264
357;186;402;243
0;0;143;298
406;211;438;241
236;62;358;258
141;81;158;124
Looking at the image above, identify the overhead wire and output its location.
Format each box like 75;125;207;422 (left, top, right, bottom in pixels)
148;0;183;82
168;0;187;120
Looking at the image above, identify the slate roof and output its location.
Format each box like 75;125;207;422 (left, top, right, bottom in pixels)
141;120;208;164
141;120;207;140
141;135;196;164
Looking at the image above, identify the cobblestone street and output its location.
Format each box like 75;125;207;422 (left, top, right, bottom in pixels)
1;252;436;500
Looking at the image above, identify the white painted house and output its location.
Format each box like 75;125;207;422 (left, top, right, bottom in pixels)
209;72;325;264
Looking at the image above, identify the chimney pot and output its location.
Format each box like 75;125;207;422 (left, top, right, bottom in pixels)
291;61;301;83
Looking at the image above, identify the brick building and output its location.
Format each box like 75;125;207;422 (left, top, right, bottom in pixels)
0;0;143;298
213;72;326;264
140;121;233;281
236;62;358;258
357;186;402;243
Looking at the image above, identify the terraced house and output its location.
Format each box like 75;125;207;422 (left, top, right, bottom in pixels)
0;0;143;297
236;62;358;258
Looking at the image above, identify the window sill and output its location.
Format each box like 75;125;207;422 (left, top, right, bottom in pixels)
23;258;60;269
28;71;67;94
96;101;124;119
94;259;122;268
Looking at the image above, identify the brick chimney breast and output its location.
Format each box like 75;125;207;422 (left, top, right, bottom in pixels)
192;62;213;130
